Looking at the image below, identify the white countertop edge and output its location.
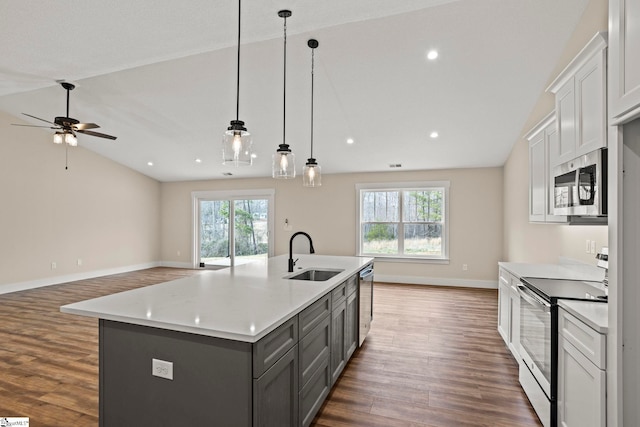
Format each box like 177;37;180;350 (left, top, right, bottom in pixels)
558;300;608;333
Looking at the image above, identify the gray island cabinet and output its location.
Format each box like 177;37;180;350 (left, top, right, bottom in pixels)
62;254;373;427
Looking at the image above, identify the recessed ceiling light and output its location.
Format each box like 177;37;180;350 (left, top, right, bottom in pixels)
251;153;257;159
195;158;202;163
427;50;438;60
346;138;354;144
147;161;154;166
430;131;439;139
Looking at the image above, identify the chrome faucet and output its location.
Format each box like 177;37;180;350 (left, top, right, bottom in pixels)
289;231;315;272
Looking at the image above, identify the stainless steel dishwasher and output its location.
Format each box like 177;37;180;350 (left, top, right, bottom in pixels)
358;264;374;346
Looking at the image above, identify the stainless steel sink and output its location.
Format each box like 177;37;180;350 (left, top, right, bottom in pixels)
287;269;344;281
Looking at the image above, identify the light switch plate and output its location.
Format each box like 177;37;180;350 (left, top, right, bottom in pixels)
152;358;173;380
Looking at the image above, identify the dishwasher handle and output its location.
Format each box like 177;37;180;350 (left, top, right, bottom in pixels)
360;266;374;279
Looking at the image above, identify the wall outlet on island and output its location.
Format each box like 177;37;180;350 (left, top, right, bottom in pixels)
462;264;468;271
152;358;173;380
51;261;57;270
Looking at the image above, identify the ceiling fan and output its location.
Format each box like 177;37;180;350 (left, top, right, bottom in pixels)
12;81;117;145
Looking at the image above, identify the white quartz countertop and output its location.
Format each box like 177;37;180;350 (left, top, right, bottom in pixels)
61;254;373;343
559;300;608;333
499;262;604;282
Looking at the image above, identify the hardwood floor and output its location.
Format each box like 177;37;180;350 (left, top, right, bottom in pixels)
0;269;541;426
310;283;542;427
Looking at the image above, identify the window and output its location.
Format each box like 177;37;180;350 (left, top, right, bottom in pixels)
356;182;449;261
192;190;274;268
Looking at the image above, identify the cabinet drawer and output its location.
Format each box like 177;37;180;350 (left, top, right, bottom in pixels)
345;274;358;296
331;283;347;308
299;357;330;427
299;314;330;388
559;308;606;369
253;317;298;377
299;294;331;338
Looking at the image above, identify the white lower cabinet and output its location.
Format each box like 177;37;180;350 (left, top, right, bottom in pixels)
557;308;606;427
498;267;521;361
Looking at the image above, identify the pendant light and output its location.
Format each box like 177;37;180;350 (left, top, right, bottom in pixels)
222;0;252;166
272;10;296;179
303;39;321;187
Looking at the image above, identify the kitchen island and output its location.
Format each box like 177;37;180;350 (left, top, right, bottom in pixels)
61;254;373;427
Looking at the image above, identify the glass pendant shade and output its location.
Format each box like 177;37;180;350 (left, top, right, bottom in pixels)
222;120;252;166
272;143;295;178
303;158;321;187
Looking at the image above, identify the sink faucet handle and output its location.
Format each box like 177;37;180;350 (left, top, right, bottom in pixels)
293;258;299;267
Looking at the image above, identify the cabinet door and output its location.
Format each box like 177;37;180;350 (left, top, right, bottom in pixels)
529;130;547;222
558;335;606;427
555;78;577;166
498;271;510;344
609;0;640;124
545;124;567;222
345;290;358;360
575;52;606;157
253;345;299;427
330;300;346;385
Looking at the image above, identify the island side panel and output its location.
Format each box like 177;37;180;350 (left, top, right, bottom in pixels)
99;319;252;427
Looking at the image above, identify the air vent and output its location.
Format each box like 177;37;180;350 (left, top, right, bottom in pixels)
389;163;402;168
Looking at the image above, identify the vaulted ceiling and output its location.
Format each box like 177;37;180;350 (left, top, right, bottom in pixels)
0;0;589;181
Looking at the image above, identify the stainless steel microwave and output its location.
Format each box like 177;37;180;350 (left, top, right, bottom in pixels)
553;148;607;216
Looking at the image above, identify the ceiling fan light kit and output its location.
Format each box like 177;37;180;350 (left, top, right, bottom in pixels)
222;0;253;167
303;38;321;187
272;9;296;179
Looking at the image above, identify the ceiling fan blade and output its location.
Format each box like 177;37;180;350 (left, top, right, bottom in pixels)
77;129;117;140
22;113;57;126
74;122;100;131
11;123;58;129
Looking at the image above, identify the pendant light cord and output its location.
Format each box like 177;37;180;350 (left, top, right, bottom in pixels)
235;0;241;121
282;15;287;145
310;47;315;158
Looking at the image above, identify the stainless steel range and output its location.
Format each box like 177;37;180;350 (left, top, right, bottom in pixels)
517;277;606;427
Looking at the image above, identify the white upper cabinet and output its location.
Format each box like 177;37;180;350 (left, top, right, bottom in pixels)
609;0;640;124
526;112;567;223
548;32;608;167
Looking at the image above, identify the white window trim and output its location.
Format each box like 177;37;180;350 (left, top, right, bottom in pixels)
355;181;450;263
191;189;275;268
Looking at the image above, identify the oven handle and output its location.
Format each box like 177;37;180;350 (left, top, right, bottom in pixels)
517;284;551;311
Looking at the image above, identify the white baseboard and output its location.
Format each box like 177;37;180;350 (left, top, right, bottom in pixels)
0;262;162;295
374;274;498;289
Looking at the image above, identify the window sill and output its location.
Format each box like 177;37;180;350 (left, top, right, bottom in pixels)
363;255;450;265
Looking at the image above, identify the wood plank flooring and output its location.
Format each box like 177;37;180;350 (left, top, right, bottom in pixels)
310;283;541;427
0;269;541;426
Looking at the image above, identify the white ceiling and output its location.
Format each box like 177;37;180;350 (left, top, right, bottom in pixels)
0;0;589;182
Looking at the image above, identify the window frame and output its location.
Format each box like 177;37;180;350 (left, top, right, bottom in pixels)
192;189;275;268
355;181;450;263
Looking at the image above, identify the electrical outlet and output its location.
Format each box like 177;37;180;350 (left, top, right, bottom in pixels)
586;240;591;253
152;358;173;380
77;258;82;266
51;262;57;270
462;264;468;271
590;241;596;254
177;250;181;257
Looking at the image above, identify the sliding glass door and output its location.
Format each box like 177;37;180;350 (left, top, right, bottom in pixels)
193;190;274;268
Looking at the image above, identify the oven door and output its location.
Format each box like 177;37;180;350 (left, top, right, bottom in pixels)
518;284;551;398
